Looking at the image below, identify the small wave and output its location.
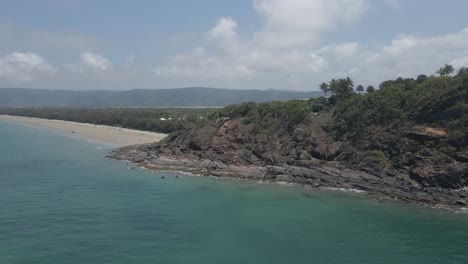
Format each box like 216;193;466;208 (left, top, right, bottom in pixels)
275;181;299;187
321;187;367;194
176;171;196;176
431;204;468;213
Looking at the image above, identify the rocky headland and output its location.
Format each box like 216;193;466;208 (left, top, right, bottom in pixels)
108;71;468;209
108;115;467;208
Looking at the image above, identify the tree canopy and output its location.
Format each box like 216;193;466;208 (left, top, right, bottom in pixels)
437;64;455;76
356;85;364;93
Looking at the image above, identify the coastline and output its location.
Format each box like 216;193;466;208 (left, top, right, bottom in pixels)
0;115;167;147
108;145;468;210
1;115;466;211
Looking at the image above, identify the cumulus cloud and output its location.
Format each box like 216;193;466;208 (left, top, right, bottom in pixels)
206;17;241;55
149;0;468;89
1;1;468;90
152;0;371;87
153;24;468;89
253;0;369;48
360;28;468;82
80;52;112;71
0;52;56;82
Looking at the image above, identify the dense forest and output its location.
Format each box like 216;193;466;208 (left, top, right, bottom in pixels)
0;108;216;134
206;65;468;157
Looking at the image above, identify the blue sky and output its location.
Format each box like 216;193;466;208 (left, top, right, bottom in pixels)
1;0;468;90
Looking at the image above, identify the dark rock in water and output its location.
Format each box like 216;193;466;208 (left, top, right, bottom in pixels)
301;193;316;199
197;186;214;191
161;176;166;179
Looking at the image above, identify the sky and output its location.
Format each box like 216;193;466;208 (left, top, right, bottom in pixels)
1;0;468;91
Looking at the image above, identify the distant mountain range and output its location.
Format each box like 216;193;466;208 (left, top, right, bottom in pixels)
0;87;321;108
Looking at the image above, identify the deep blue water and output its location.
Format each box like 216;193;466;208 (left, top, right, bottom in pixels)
1;120;468;264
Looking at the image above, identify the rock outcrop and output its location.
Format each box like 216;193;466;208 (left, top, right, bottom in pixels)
108;115;468;208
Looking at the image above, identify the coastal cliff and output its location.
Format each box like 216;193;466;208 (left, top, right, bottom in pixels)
109;69;468;208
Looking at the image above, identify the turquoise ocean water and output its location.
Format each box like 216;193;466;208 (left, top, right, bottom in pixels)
1;120;468;264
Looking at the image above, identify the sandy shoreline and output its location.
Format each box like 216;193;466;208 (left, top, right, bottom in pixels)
0;115;167;147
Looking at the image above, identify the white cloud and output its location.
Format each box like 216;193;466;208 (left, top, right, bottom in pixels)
152;0;370;87
360;28;468;82
253;0;369;48
152;23;468;90
80;52;112;71
1;1;468;91
206;17;241;55
0;52;56;82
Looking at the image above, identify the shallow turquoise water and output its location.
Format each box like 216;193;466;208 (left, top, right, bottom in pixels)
1;121;468;264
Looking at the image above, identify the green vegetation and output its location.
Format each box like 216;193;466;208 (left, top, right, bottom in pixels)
208;97;328;131
437;64;455;77
198;65;467;174
336;68;468;138
206;65;467;143
356;85;364;94
366;85;375;93
0;108;216;133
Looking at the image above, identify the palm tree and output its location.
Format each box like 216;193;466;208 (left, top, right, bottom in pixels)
319;82;330;97
329;79;339;95
345;77;354;90
436;64;454;76
330;77;355;101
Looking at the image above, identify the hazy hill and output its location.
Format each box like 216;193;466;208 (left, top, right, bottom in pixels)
0;87;321;108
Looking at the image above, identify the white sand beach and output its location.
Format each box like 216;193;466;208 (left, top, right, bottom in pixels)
0;115;167;147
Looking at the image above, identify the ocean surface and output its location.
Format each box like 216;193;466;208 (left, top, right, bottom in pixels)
1;121;468;264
